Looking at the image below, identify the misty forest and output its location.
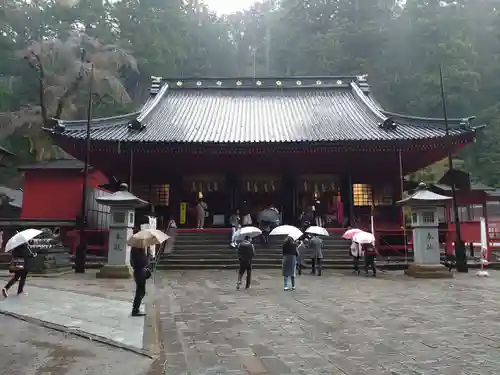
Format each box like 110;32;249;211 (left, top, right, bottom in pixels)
0;0;499;187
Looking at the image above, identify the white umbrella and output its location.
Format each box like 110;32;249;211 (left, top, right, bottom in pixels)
270;225;303;240
127;229;169;248
305;226;329;236
234;226;262;241
352;231;375;245
5;229;43;252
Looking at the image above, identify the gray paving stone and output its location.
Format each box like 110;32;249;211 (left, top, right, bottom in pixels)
0;285;144;350
161;270;500;374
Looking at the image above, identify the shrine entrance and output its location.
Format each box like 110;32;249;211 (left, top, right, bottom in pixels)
237;175;283;222
297;175;344;227
181;175;227;227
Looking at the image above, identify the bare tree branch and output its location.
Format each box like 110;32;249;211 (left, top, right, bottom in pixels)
53;49;87;119
25;52;49;126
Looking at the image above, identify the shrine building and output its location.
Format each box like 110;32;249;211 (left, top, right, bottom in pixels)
47;76;479;230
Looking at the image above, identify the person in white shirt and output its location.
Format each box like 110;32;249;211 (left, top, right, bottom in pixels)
350;241;363;275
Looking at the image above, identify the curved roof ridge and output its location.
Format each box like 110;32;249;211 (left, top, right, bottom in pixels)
135;82;169;125
381;110;474;125
350;81;387;123
51;111;141;131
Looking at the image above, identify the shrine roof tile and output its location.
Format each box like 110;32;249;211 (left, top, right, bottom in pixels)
49;76;479;144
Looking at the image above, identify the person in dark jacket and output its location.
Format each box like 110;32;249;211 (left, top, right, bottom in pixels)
236;236;256;290
2;243;37;298
363;243;377;277
282;237;298;291
130;246;151;316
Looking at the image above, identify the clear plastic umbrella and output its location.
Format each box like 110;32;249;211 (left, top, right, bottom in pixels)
5;229;43;252
305;226;329;236
234;226;262;241
270;225;303;240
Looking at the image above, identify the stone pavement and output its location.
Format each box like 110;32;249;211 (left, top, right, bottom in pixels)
0;272;148;354
0;314;152;375
155;269;500;375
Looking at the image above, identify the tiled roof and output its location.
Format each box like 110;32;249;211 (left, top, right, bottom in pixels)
18;158;92;171
50;76;479;144
0;186;23;208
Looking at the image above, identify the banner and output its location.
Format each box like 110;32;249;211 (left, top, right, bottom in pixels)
480;216;488;261
180;203;187;225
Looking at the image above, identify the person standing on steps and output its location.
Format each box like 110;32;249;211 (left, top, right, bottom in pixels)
2;243;37;298
130;245;152;316
236;235;255;290
229;209;241;248
196;198;208;229
282;236;298;291
351;241;363;275
363;243;378;277
309;234;324;276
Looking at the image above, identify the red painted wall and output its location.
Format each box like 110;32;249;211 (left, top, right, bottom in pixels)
21;169;109;220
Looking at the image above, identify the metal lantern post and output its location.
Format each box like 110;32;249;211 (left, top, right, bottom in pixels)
75;63;93;273
439;65;468;273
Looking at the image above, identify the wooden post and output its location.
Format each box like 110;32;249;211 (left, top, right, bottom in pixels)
128;149;134;191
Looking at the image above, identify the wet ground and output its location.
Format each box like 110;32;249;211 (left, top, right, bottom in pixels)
0;315;152;375
2;269;500;374
155;269;500;375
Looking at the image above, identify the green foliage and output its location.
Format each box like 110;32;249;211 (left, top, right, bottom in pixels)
1;0;500;186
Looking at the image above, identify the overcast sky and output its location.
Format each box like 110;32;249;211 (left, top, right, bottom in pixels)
204;0;260;14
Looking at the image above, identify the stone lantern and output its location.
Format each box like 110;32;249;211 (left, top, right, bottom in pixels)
397;182;453;279
95;183;148;279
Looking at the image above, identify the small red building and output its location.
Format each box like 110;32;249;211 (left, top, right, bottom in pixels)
16;159;110;256
20;159;108;220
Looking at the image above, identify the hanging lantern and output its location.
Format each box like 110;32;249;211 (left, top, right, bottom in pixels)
322;183;326;192
207;182;212;192
191;182;196;192
254;182;258;192
214;181;218;192
247;181;251;192
330;182;335;191
304;181;308;192
271;181;276;192
264;183;268;192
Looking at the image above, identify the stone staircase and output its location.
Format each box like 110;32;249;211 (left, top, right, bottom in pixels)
157;230;412;270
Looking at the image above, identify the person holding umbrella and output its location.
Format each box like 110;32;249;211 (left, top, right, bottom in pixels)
282;236;298;291
350;241;363;275
128;227;169;316
236;235;256;290
309;234;324;276
2;243;37;298
352;231;377;277
2;229;41;298
234;226;261;289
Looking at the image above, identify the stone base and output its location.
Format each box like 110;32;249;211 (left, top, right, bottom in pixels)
96;264;132;279
405;264;453;279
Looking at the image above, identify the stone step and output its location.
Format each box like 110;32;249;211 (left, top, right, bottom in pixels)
173;242;350;248
161;257;412;265
163;253;371;260
156;263;410;270
166;247;351;253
